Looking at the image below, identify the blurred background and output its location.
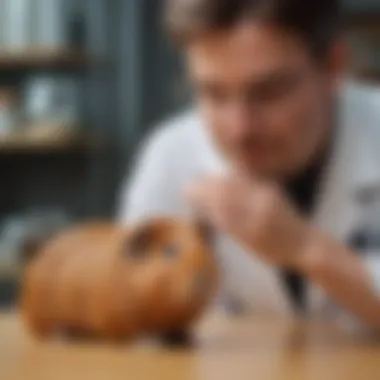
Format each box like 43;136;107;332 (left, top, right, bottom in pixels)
0;0;379;307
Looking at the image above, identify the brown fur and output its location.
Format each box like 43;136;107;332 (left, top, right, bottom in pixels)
20;218;219;342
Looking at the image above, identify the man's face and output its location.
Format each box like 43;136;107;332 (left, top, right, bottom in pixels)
186;22;342;180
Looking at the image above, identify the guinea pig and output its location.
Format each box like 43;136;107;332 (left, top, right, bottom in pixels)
20;218;219;344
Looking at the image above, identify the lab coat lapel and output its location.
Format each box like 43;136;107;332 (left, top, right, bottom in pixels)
314;84;380;243
308;84;380;314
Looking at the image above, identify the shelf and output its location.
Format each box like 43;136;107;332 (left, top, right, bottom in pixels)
0;48;100;71
0;131;94;154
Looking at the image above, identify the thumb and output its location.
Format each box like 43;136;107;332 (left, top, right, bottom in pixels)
183;181;203;205
182;176;217;205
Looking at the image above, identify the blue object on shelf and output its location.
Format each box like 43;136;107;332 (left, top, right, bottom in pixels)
3;0;33;49
34;0;67;48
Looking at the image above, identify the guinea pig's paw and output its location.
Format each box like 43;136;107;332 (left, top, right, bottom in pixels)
62;327;101;343
28;325;55;342
156;329;195;349
50;328;72;344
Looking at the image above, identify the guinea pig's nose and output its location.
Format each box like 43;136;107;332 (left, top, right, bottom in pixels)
152;270;170;284
138;264;169;287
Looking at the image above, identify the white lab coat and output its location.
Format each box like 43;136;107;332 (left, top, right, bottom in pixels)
118;81;380;330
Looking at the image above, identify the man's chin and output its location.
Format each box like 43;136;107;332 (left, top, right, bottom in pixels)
233;160;291;182
234;160;275;179
221;151;290;181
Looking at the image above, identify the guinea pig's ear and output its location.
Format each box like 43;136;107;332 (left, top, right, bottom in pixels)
195;219;214;246
125;222;158;259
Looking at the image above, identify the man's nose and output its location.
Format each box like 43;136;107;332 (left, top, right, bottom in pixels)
224;101;263;138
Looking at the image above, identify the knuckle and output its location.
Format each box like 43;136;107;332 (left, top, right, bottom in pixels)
260;187;281;214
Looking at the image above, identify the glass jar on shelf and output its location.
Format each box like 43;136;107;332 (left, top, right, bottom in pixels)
24;75;80;143
0;88;19;138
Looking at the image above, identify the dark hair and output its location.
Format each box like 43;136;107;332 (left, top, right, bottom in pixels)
165;0;342;58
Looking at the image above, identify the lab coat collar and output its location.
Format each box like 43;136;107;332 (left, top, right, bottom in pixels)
198;79;380;235
307;80;380;314
313;80;380;240
337;81;380;199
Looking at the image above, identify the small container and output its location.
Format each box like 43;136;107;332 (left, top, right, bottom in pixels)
0;0;6;48
0;210;71;267
55;76;80;128
24;75;58;123
34;0;67;48
24;75;80;138
0;215;27;265
0;88;17;137
3;0;33;49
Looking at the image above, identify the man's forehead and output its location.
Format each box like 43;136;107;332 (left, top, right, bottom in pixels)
188;62;304;89
185;22;312;82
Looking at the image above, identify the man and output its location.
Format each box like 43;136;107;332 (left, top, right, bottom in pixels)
119;0;380;330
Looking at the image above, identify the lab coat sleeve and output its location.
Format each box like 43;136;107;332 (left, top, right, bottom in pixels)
306;253;380;335
117;126;185;225
333;252;380;335
363;252;380;300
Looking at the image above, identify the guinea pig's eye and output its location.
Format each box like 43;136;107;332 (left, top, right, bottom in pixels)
163;244;179;259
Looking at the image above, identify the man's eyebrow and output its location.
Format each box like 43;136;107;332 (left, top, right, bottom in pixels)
193;68;301;91
246;69;300;88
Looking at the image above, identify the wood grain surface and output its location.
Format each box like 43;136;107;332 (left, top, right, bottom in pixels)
1;311;380;380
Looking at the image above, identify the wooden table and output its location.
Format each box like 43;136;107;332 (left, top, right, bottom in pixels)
1;311;380;380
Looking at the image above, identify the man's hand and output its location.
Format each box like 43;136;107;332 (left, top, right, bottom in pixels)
185;175;380;330
184;175;313;270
